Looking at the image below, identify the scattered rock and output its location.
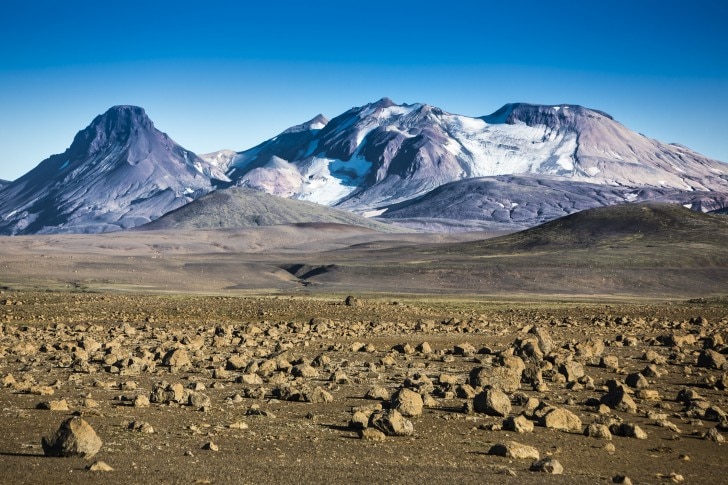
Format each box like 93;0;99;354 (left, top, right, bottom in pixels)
473;388;512;417
488;441;540;460
559;361;585;382
305;387;334;404
359;428;386;442
703;427;724;442
503;415;534;433
585;423;612;440
610;423;648;439
128;421;154;433
601;380;638;413
541;408;582;433
365;386;391;401
369;409;413;436
86;461;114;472
202;441;219;451
37;399;70;411
42;417;102;458
530;457;563;474
469;366;521;393
391;388;423;417
697;350;727;370
344;296;361;307
625;372;649;389
163;348;191;368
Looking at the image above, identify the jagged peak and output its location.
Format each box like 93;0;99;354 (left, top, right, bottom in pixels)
370;97;397;109
71;105;157;154
282;114;329;134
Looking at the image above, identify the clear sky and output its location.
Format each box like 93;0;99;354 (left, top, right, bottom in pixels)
1;0;727;181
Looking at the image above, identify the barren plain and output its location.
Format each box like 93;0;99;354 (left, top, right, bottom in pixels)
0;204;726;484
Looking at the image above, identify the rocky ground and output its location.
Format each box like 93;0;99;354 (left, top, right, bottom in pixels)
0;290;726;484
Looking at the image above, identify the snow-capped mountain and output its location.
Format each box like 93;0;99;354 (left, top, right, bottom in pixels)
0;106;225;235
224;98;728;219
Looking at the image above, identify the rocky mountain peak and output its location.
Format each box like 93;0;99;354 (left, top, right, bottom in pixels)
282;114;329;134
71;105;156;157
483;103;614;129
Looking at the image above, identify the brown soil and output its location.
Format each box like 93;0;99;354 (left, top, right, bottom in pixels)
1;291;726;484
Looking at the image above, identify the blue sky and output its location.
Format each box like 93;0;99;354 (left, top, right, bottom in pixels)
1;0;727;181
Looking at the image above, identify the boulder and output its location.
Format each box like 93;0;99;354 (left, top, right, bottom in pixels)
42;417;102;459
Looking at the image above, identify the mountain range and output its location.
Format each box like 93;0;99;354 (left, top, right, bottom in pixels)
1;99;727;235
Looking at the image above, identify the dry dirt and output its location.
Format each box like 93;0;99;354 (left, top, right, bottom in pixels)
0;290;726;484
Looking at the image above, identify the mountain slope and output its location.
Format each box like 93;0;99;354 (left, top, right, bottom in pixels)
472;202;728;252
139;186;400;232
225;99;728;216
379;175;728;231
0;106;226;235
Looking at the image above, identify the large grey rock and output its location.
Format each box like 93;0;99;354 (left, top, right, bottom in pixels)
540;408;582;433
473;388;512;417
468;366;521;393
391;388;424;417
42;417;102;458
488;441;540;460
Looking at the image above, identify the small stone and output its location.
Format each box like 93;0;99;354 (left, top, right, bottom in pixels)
613;475;632;484
202;441;219;451
42;417;102;458
488;441;540;460
128;421;154;434
473;388;512;417
86;461;114;472
359;428;386;442
133;395;150;408
530;457;563;474
229;421;249;430
604;443;616;453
